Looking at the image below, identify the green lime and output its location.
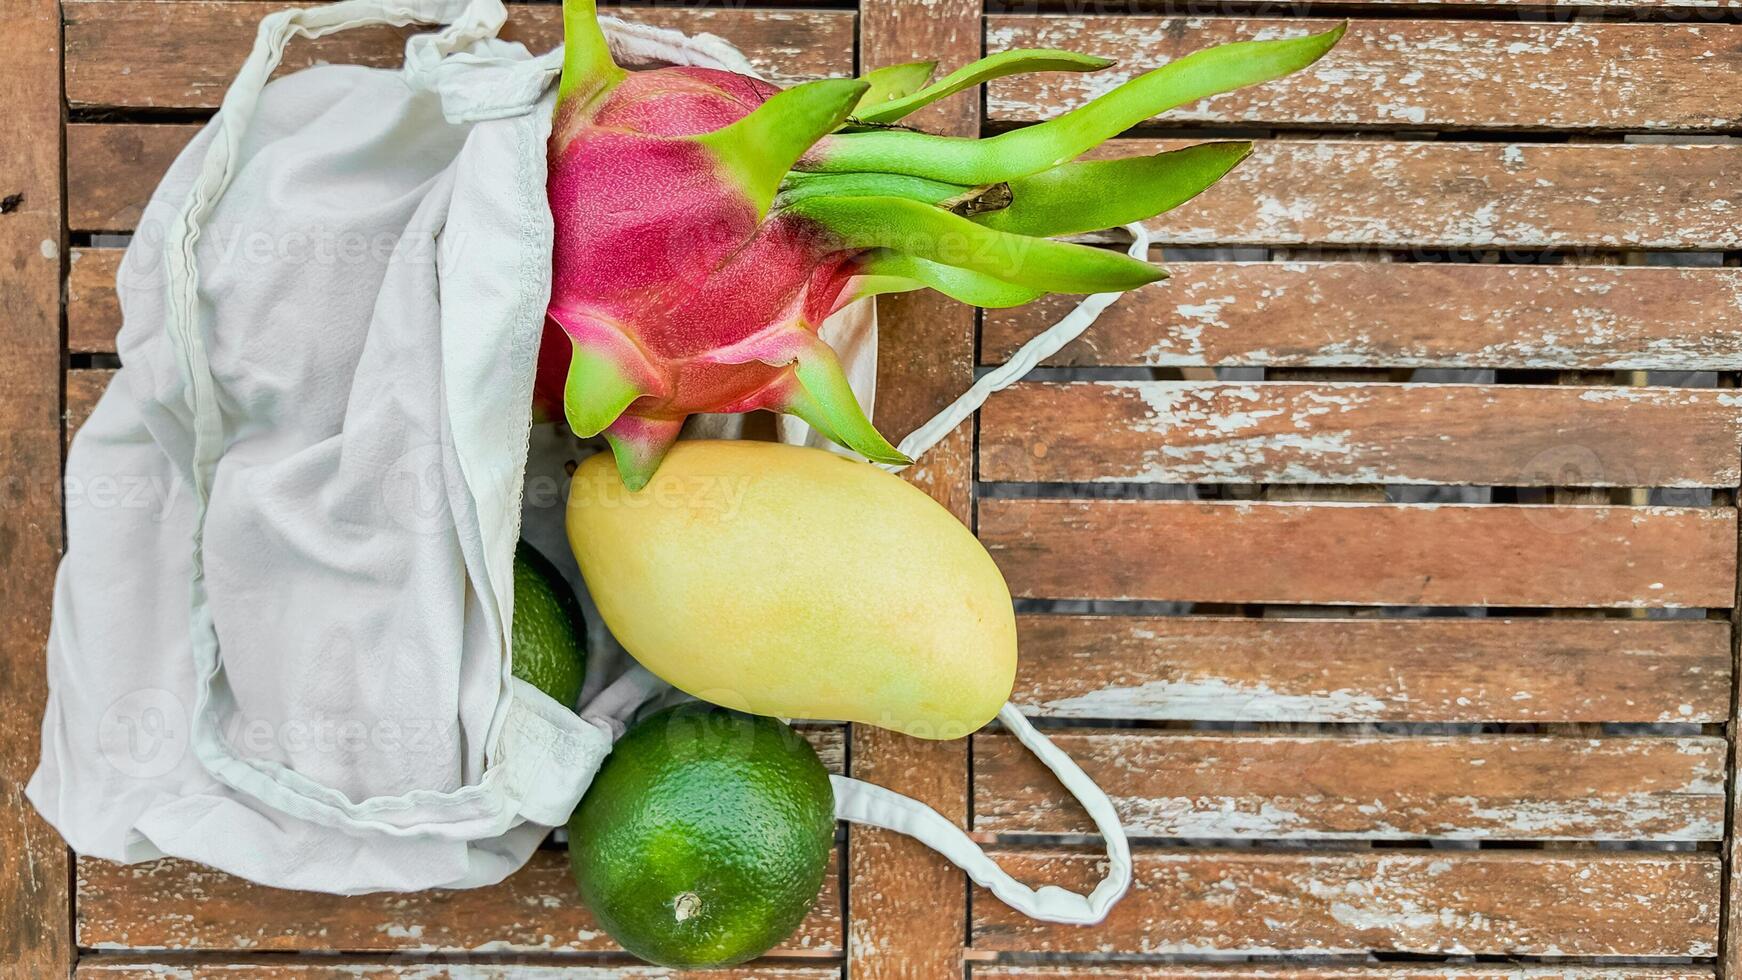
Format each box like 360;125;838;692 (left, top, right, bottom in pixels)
511;540;588;707
568;702;835;968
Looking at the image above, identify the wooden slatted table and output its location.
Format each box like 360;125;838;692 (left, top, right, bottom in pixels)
6;0;1741;975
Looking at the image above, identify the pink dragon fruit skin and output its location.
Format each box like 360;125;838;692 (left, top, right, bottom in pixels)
542;0;1345;489
540;53;900;489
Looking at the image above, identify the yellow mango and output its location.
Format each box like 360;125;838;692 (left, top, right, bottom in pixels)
567;440;1016;738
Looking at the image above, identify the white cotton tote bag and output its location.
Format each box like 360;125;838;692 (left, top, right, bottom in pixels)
30;0;1135;923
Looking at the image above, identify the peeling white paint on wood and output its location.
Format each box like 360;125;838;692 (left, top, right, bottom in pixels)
982;381;1742;488
76;850;844;955
974;969;1714;979
987;17;1742;132
985;262;1742;371
976;733;1727;840
1034;674;1391;722
1069;139;1742;250
974;850;1722;957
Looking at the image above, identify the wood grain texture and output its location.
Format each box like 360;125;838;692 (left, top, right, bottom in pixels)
76;959;840;979
980;382;1742;488
63;1;856;108
980;500;1738;608
1102;139;1742;250
54;0;1742;975
971;850;1721;957
973;968;1716;979
1009;615;1731;724
849;0;981;976
68;247;123;354
66;369;114;447
1351;0;1741;6
1297;0;1742;7
975;732;1726;840
987;17;1742;132
76;848;842;954
67;123;199;232
1724;450;1742;980
980;262;1742;371
70;134;1742;250
0;0;73;973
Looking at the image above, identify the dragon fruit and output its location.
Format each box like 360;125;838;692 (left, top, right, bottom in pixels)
542;0;1344;489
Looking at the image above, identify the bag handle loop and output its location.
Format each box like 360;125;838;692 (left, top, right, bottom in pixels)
827;223;1151;926
832;707;1131;925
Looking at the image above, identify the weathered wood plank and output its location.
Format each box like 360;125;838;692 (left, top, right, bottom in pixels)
68;247;124;354
63;0;856;108
797;723;845;775
1362;0;1739;6
76;958;840;979
71;135;1742;250
1010;615;1730;724
66;369;114;448
0;0;73;972
980;500;1737;607
980;382;1742;488
1105;140;1742;250
988;17;1742;132
971;850;1720;957
76;848;842;954
67;123;199;232
1724;440;1742;980
973;967;1716;979
975;732;1726;840
1368;0;1740;5
980;262;1742;371
1310;0;1741;7
849;0;980;976
123;0;1733;6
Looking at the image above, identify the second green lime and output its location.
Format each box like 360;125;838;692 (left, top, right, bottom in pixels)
511;540;588;707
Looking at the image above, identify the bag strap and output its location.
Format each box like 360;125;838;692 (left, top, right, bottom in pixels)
597;15;758;76
833;224;1151;923
832;706;1131;925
